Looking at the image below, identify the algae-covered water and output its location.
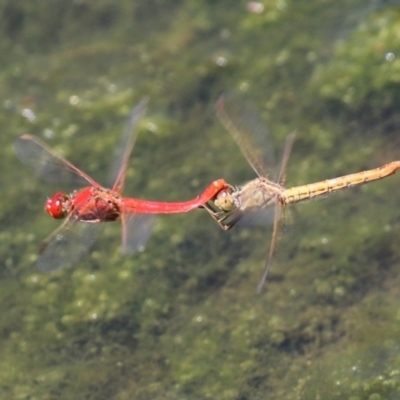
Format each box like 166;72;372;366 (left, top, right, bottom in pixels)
2;1;400;399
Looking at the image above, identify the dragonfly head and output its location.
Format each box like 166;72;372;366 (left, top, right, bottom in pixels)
214;189;237;212
45;192;70;219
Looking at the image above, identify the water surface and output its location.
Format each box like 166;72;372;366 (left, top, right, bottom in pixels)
1;1;400;398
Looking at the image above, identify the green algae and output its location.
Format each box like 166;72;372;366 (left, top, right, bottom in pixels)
1;0;400;399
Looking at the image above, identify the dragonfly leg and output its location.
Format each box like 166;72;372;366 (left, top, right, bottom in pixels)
202;200;244;231
199;180;245;230
202;201;232;230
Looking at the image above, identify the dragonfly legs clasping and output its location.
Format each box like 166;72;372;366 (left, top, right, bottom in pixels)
201;185;245;231
202;202;233;231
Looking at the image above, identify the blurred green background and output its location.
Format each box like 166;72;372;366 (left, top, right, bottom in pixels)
2;0;400;399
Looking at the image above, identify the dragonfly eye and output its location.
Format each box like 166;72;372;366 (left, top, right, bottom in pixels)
214;189;236;212
45;192;70;219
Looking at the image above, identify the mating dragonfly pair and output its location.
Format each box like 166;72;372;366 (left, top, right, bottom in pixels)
14;97;400;292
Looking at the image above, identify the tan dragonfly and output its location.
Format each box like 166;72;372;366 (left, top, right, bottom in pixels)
204;96;400;293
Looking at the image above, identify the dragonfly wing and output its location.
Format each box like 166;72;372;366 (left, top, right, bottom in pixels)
216;94;277;179
37;219;104;273
236;208;276;226
14;135;99;187
257;202;282;293
120;213;156;255
277;131;296;186
110;98;148;192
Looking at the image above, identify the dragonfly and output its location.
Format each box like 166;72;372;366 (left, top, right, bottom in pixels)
14;99;230;273
203;96;400;293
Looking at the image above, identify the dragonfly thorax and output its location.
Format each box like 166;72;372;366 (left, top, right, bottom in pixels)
235;177;284;211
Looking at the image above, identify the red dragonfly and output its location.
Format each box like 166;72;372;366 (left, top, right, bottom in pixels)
14;99;229;273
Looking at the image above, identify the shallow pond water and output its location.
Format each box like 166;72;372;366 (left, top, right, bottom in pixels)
2;1;400;399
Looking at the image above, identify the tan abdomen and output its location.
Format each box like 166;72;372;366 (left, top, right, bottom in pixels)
280;161;400;205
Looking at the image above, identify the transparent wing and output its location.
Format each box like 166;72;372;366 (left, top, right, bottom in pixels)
236;207;276;226
37;219;104;273
120;213;156;255
13;134;99;187
276;131;296;186
216;94;277;179
110;98;148;192
257;202;282;293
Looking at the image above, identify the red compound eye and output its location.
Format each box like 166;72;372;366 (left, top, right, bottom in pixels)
45;192;70;219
